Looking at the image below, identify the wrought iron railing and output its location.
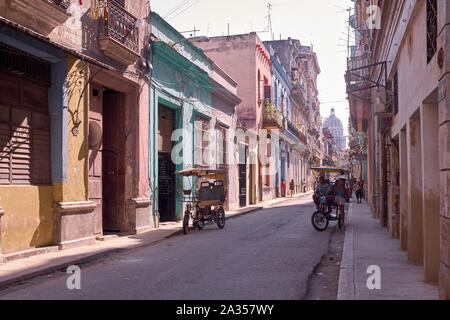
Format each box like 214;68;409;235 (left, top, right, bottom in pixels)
99;0;139;54
49;0;71;10
290;83;306;107
287;120;307;144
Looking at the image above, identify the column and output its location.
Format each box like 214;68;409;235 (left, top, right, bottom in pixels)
407;113;424;265
399;128;408;251
437;0;450;299
421;102;441;283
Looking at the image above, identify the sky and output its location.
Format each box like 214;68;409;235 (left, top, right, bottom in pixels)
151;0;354;139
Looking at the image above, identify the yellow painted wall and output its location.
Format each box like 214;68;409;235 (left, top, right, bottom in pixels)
0;56;90;254
0;186;53;254
62;56;89;203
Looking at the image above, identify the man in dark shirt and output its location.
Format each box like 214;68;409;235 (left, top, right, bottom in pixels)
313;176;330;210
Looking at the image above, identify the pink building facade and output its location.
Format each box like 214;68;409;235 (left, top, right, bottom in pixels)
191;33;274;206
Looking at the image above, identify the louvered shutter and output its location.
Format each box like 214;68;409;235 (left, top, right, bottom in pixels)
10;109;32;184
32;112;51;184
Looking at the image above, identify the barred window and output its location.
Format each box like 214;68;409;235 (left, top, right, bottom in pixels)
426;0;437;63
393;72;399;115
195;115;210;168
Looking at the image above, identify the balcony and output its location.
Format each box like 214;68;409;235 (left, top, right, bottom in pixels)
287;121;308;145
291;83;306;107
263;100;284;130
98;0;140;65
0;0;71;35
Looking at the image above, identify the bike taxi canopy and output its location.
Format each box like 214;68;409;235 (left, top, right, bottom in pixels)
311;166;351;173
311;166;351;181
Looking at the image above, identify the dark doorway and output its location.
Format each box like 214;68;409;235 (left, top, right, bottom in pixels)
239;145;247;207
102;88;125;232
158;104;176;222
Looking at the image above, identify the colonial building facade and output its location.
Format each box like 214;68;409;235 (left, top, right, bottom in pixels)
149;12;241;224
0;0;152;259
347;0;450;299
191;33;274;205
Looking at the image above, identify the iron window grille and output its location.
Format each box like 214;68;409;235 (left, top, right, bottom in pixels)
426;0;437;63
393;72;398;115
0;43;51;84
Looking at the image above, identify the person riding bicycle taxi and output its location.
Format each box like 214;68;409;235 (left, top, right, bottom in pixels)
313;175;331;210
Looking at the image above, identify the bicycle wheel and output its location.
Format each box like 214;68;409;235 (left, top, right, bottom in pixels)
195;217;205;230
311;210;329;232
216;207;226;229
183;211;190;235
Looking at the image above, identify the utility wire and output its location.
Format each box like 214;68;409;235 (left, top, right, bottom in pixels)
164;0;194;19
168;0;202;20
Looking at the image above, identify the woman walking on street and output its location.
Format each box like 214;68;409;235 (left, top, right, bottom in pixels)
289;179;295;197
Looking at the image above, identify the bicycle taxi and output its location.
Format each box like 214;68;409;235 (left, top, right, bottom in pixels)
175;168;227;235
310;166;351;231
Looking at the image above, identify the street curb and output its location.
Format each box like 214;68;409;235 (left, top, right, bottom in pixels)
337;202;355;300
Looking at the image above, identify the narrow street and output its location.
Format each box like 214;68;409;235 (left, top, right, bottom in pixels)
0;196;343;300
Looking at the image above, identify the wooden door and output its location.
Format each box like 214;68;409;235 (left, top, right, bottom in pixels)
102;91;124;232
158;104;175;221
88;84;103;236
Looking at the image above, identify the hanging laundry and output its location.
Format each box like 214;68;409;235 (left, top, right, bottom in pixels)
90;0;100;20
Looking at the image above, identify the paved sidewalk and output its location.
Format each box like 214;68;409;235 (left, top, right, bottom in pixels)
0;191;312;291
338;201;439;300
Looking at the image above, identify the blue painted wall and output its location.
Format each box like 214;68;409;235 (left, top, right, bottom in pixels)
149;13;216;221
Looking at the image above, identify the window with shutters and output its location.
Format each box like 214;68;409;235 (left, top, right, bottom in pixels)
0;75;51;185
217;125;228;169
195;115;210;168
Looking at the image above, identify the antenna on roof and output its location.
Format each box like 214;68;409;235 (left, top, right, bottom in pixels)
267;2;274;40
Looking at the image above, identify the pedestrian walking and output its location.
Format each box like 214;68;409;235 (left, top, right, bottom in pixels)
281;179;286;198
289;179;295;197
355;183;363;204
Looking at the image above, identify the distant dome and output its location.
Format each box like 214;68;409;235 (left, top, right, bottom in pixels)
323;108;343;129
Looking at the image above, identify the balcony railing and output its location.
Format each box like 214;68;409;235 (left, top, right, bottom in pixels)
51;0;71;10
290;82;308;107
99;0;140;64
263;100;284;130
287;121;308;145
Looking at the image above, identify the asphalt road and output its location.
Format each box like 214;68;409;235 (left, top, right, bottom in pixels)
0;196;336;300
